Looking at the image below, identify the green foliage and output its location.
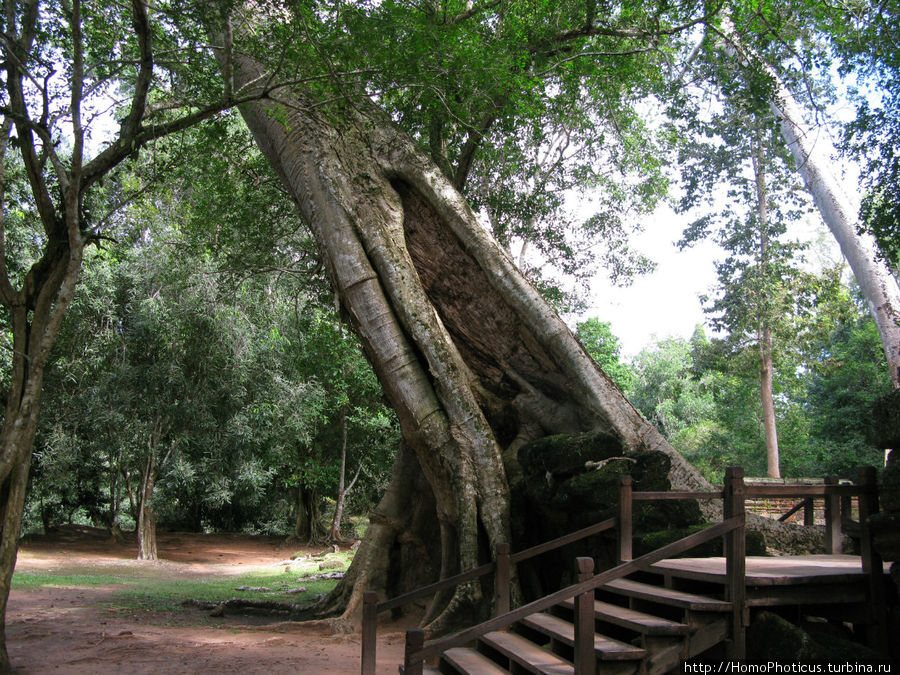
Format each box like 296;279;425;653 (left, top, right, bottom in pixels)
629;334;718;443
628;293;891;482
828;0;900;268
30;126;399;535
574;318;633;390
256;0;700;307
804;316;893;476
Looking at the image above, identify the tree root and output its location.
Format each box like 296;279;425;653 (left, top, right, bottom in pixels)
181;598;321;620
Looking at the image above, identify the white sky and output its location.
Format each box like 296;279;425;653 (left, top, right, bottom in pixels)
572;205;845;359
576;204;723;358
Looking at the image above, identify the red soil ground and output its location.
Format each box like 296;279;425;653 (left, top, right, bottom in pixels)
9;526;407;673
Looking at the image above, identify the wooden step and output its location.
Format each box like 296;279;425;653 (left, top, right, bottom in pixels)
480;630;574;674
602;578;732;612
519;612;647;661
442;646;508;674
560;598;690;636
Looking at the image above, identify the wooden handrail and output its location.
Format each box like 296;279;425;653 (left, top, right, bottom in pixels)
361;517;615;673
375;518;616;614
743;484;862;497
510;517;616;564
370;467;884;673
377;561;495;613
408;517;743;665
632;490;723;500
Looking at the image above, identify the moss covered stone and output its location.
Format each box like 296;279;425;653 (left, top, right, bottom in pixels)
511;432;711;596
634;525;766;557
517;431;624;479
748;611;886;662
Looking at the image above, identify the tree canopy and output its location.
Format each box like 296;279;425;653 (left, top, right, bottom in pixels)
1;0;898;664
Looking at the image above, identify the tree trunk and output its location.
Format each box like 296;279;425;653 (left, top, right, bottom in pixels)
752;139;781;479
220;35;710;630
107;447;125;543
137;455;157;561
293;486;309;542
0;450;32;672
759;327;781;478
327;405;353;543
0;206;84;673
293;485;327;545
720;17;900;389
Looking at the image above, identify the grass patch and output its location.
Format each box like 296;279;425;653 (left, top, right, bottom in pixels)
116;571;336;612
12;567;344;614
12;573;127;589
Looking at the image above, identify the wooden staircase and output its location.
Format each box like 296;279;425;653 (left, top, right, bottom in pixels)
428;575;731;675
364;467;888;675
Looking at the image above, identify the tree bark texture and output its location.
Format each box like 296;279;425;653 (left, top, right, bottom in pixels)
222;43;710;630
759;327;781;478
137;456;158;561
294;485;327;545
752;141;781;478
0;163;85;673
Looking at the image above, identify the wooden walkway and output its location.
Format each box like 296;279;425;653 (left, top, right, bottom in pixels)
653;554;889;585
651;554;893;609
365;468;893;674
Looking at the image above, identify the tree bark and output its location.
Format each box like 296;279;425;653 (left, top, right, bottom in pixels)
137;455;158;561
760;327;781;478
293;484;327;545
752;139;781;478
0;165;85;673
327;405;361;544
0;451;31;672
217;24;710;631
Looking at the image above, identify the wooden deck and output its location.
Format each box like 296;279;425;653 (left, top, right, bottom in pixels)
651;554;893;608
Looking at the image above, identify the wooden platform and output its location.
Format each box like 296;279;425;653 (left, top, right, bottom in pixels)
650;554;891;608
652;554;889;585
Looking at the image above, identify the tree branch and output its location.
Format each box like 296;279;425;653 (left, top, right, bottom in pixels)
541;0;726;52
2;0;60;238
444;0;502;25
453;107;500;191
0;118;18;306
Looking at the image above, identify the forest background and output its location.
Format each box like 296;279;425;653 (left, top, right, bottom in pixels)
1;0;899;666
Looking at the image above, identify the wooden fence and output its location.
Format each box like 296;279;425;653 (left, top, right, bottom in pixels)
360;466;883;674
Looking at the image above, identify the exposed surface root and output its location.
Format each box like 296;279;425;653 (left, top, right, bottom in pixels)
182;598;320;620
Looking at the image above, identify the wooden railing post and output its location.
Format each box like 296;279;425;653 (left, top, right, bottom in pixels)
803;497;815;527
824;476;842;553
618;475;633;564
724;466;746;660
361;591;378;675
574;557;596;675
494;542;511;616
403;628;425;675
857;466;887;651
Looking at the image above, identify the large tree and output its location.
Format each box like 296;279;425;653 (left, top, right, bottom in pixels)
208;0;714;630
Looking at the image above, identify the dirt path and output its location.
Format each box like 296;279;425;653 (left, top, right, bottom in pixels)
9;527;407;673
